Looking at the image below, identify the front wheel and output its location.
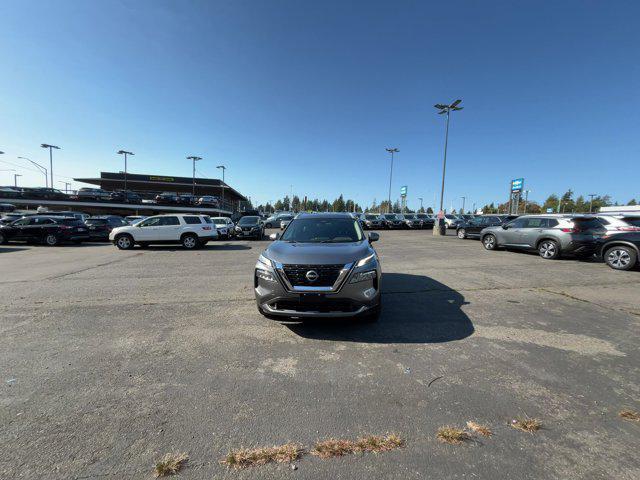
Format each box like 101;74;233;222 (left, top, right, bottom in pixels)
604;246;637;270
457;229;466;239
483;234;497;250
181;233;199;249
538;240;560;259
0;232;7;244
115;234;135;250
265;222;272;229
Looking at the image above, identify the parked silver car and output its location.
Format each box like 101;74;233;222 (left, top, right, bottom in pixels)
480;215;606;259
255;213;381;321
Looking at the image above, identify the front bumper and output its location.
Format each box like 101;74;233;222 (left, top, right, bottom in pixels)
255;262;381;318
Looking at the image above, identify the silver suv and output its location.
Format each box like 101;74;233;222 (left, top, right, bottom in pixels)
480;215;605;259
254;213;381;321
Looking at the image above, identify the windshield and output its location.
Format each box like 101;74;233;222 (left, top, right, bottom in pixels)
211;217;227;225
365;215;378;220
281;218;364;243
404;214;416;219
445;214;456;219
85;219;107;225
239;216;259;225
384;214;396;220
280;216;293;221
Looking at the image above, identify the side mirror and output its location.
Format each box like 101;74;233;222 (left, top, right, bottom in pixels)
368;232;379;242
269;233;280;241
502;224;509;229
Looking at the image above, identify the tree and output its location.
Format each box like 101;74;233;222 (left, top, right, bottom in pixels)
543;194;560;213
628;198;637;206
332;194;345;212
291;195;301;212
426;206;434;214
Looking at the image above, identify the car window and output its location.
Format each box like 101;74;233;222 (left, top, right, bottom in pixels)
622;217;640;227
523;218;545;228
183;216;202;225
507;218;527;228
239;216;259;225
546;219;559;227
160;216;180;226
34;217;55;225
86;219;108;225
203;216;213;224
572;218;604;231
139;217;162;227
281;218;363;243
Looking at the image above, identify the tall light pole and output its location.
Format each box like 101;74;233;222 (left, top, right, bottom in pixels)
59;181;71;193
418;197;423;211
461;196;466;214
18;157;48;188
588;193;597;213
385;148;398;214
14;173;22;187
433;99;463;235
523;190;531;213
117;150;134;192
216;165;226;206
40;144;60;189
187;156;202;195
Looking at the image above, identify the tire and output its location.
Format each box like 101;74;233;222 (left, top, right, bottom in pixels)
73;240;83;245
199;240;209;247
457;229;466;239
0;232;7;245
115;234;135;250
538;239;560;260
44;233;60;246
483;234;497;250
604;245;637;271
265;223;272;229
181;233;199;250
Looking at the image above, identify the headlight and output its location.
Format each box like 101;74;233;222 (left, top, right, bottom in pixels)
356;253;376;268
257;253;272;268
235;226;242;231
349;270;377;284
256;268;276;282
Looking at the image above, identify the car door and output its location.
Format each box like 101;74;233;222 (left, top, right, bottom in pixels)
519;217;547;247
7;217;31;240
135;216;163;240
501;217;527;245
155;216;182;240
466;217;484;235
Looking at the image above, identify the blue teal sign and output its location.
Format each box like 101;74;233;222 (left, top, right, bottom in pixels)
511;178;524;192
400;186;407;197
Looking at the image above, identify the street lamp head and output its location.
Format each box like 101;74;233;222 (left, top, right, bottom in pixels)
187;155;202;161
41;144;60;149
117;150;134;156
385;148;399;153
216;165;226;169
0;151;4;155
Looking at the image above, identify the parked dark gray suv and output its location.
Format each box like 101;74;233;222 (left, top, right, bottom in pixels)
480;215;605;259
254;213;381;321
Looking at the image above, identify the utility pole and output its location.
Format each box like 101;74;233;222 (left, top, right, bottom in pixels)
216;165;227;208
187;156;202;195
40;144;60;189
588;193;597;213
14;173;22;187
461;196;466;214
117;150;134;192
418;197;423;211
523;190;530;213
433;99;463;235
385;148;399;214
18;156;48;188
59;181;71;193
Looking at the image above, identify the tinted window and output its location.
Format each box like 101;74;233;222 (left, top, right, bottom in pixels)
547;219;559;227
139;217;162;227
160;217;180;226
623;217;640;227
384;214;396;220
34;217;55;225
596;217;610;225
572;218;604;231
507;218;527;228
523;218;545;228
183;216;202;225
365;215;378;220
13;218;31;226
239;216;259;225
281;218;363;243
203;216;213;224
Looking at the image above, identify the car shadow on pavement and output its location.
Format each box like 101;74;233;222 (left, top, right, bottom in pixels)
286;273;474;344
139;243;252;251
0;246;31;253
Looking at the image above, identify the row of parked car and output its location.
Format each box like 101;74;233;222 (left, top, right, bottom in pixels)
451;213;640;271
0;210;266;249
0;186;223;207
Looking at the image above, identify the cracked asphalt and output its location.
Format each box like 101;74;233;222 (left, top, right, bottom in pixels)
1;230;639;479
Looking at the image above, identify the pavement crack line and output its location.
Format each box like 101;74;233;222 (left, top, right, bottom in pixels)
538;287;640;317
44;252;146;280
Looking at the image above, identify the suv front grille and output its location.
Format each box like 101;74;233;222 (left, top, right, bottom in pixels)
282;264;344;287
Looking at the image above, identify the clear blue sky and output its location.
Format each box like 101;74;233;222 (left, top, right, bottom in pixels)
1;0;638;210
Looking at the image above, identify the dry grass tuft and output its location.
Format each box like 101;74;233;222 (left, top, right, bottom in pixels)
153;452;188;477
511;417;542;433
311;434;404;458
436;426;470;445
619;409;640;422
221;443;303;469
466;421;493;437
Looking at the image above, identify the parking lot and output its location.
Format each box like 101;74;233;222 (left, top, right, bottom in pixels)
1;230;639;479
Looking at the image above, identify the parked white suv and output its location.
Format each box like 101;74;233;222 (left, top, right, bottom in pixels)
210;217;234;239
109;214;218;250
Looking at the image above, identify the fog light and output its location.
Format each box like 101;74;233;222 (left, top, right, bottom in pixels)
256;268;276;282
363;287;376;298
349;270;376;284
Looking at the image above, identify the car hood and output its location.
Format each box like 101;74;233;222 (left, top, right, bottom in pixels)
265;240;373;265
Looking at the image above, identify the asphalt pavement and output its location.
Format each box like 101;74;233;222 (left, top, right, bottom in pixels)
1;230;639;479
